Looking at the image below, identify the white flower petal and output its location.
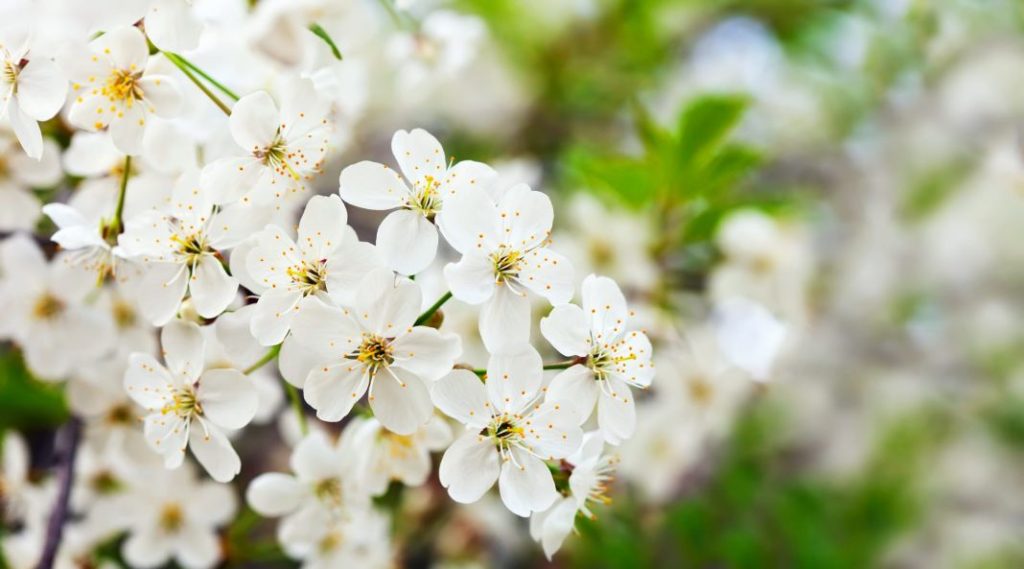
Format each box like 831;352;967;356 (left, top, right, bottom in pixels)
486;346;543;413
138;74;182;118
354;269;421;334
124;353;175;411
6;98;42;159
444;252;496;305
189;421;241;482
391;328;461;382
368;368;433;435
230;91;278;151
497;183;553;251
14;57;66;120
545;366;598;425
337;160;409;210
246;473;304;517
139;263;189;325
250;290;303;346
145;0;203;53
436;185;500;254
581;274;628;340
297;194;347;259
518;247;574;305
161;319;206;381
304;363;368;422
597;378;635;445
479;285;530;354
391;128;445;184
439;431;499;503
540;304;590;357
498;451;557;517
189;255;238;319
197;369;258;430
376;209;438;276
431;369;490;429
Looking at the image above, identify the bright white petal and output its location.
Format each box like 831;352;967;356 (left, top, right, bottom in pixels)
246;473;304;517
498;451;557;517
368;368;433;435
376;209;437;276
479;285;530;354
439;431;499;503
337;160;407;210
189;255;238;319
197;369;258;430
189;421;241;482
540;304;590;357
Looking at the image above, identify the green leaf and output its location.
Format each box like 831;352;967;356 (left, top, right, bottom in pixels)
308;23;343;60
676;95;749;167
565;147;654;209
0;349;68;429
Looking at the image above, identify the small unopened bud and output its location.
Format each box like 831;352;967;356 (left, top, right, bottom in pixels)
422;308;445;329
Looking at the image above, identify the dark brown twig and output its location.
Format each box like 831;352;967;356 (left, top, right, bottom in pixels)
38;417;82;569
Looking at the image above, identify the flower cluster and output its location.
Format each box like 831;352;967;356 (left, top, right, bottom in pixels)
0;11;655;566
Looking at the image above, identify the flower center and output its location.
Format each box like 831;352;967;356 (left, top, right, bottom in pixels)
170;232;212;266
687;376;713;406
483;415;525;452
353;334;394;374
382;432;416;459
106;404;134;426
32;293;65;321
102;68;143;105
314;478;345;510
406;175;441;218
255;134;300;181
587;344;637;381
287;259;328;296
2;59;19;87
159;503;184;532
491;249;524;285
319;530;343;553
163;387;202;418
90;470;122;495
112;299;137;329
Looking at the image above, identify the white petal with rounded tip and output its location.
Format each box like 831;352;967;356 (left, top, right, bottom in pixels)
498;450;558;517
437;186;500;254
497;184;553;251
713;298;787;381
597;378;635;445
439;431;499;503
391;128;446;185
138;74;182;118
288;296;362;361
189;255;238;319
124;353;175;410
143;413;189;468
189;422;241;482
581;274;628;340
161;319;205;381
545;365;598;425
198;369;258;430
440;160;498;198
176;521;221;569
304;363;368;422
139;263;189;325
190;480;238;525
486;346;543;413
6;98;42;160
431;369;490;429
15;57;66;120
518;247;574;305
354;269;421;334
0;187;42;230
540;497;578;559
540;304;590;357
297;194;347;259
444;252;495;304
277;335;318;388
337;161;408;210
479;285;530;354
391;328;461;381
369;368;433;435
230;91;278;151
246;473;305;517
526;402;584;459
145;0;203;53
376;209;438;276
122;526;173;569
290;432;341;481
324;237;382;306
93;26;149;70
201;157;262;205
250;290;302;346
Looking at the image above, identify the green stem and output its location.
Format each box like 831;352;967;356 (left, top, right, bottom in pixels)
543;360;578;371
285;383;309;436
109;156;131;237
414;291;452;326
244;344;280;375
164;52;232;115
376;0;409;29
164;52;240;101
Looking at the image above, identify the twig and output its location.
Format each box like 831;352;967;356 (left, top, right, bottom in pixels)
38;417;82;569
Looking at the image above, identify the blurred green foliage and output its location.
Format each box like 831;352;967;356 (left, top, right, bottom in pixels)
566;403;949;569
0;349;68;430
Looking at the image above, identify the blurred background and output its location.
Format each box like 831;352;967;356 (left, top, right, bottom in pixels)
4;0;1024;567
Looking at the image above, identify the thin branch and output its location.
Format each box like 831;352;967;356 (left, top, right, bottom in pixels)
414;291;452;326
164;52;240;101
164;52;232;115
244;344;281;375
38;418;82;569
285;384;309;436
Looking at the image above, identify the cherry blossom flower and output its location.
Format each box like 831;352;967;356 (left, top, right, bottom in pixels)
441;182;574;353
202;79;330;206
529;432;619;559
246;431;372;562
345;414;452;495
541;274;654;444
0;133;61;231
124;320;259;482
338;128;497;275
117;168;269;324
432;348;583;516
0;235;115;380
244;194;381;346
289;268;461;434
0;27;66;159
119;463;236;569
60;26;183;155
